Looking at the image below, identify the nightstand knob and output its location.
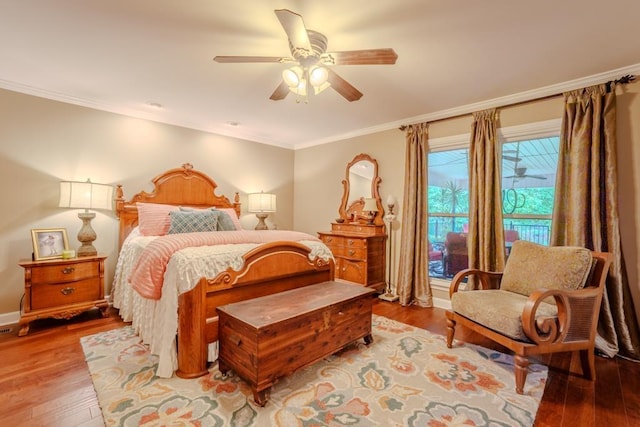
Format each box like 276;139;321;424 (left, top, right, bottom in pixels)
348;250;355;256
62;267;75;274
60;287;75;295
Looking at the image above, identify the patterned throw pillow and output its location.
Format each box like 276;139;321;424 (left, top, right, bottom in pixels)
179;206;242;230
167;210;218;234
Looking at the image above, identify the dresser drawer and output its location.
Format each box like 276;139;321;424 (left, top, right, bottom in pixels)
30;278;101;310
333;245;366;260
31;261;98;284
321;235;366;249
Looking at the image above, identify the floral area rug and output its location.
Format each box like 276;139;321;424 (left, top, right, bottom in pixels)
81;315;547;426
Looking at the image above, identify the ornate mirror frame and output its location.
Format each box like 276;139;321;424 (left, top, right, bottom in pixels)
338;153;385;226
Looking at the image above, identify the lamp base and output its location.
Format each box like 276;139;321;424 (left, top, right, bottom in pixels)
254;213;269;230
378;292;399;302
77;211;98;257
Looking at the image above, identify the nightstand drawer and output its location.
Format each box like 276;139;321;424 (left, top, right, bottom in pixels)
30;278;101;310
31;261;98;284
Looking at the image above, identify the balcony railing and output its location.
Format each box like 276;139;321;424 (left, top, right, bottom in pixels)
428;213;552;278
428;213;551;246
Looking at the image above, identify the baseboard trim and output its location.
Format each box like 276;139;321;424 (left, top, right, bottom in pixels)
0;311;20;327
433;296;452;310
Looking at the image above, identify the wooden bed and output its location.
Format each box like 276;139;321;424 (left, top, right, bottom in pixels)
114;163;334;378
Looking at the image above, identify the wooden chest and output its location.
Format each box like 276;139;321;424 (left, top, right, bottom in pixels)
216;281;375;406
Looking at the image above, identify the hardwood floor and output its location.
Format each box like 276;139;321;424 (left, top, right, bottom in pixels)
0;301;638;426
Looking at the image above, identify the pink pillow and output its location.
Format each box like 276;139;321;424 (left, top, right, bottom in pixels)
216;208;243;230
137;202;179;236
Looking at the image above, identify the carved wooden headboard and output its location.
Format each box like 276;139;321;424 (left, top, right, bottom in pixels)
115;163;241;248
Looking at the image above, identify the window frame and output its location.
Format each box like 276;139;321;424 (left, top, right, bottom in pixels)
427;118;561;290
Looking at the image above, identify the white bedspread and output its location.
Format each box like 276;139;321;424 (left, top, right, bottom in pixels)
111;228;333;378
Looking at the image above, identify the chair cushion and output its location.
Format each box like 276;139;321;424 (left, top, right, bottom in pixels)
500;240;593;297
451;289;558;341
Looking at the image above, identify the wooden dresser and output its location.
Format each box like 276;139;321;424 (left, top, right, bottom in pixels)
318;222;386;291
18;255;109;336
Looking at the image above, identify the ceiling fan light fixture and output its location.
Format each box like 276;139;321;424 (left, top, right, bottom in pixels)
309;66;329;87
282;66;303;87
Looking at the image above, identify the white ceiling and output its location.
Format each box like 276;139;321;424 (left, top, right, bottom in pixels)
1;0;639;150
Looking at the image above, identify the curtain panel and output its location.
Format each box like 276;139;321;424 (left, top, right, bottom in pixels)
467;109;506;283
551;83;640;360
396;123;432;307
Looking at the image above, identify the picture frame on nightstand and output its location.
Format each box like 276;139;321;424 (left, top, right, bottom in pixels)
31;228;69;261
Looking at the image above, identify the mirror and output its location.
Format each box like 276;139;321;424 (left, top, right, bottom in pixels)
338;153;384;225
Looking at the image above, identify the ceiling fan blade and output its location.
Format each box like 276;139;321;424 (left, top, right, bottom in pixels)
269;81;290;101
321;48;398;65
275;9;312;56
213;56;293;63
502;155;522;162
527;175;547;180
327;69;363;102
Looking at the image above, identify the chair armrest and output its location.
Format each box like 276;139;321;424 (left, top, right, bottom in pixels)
521;286;603;345
449;269;503;298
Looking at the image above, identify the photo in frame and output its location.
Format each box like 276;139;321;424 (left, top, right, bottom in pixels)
31;228;70;261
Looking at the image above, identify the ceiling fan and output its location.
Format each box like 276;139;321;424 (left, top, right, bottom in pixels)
504;166;547;180
213;9;398;102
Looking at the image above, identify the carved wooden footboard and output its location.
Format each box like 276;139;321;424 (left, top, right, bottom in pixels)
176;241;334;378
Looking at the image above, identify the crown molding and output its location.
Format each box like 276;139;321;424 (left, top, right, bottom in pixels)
298;63;640;150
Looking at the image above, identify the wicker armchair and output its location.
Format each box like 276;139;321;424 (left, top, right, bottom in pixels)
445;240;613;394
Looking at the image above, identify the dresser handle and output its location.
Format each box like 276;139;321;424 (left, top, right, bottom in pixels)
60;287;75;295
62;267;75;274
348;239;354;245
348;250;355;256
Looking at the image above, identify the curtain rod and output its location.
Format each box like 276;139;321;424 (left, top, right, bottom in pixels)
399;74;636;131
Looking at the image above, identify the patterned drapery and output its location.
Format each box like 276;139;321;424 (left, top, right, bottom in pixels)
396;123;432;307
467;109;506;283
551;83;640;360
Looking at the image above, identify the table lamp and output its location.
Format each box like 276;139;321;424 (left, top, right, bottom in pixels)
58;179;114;257
248;192;276;230
362;198;378;224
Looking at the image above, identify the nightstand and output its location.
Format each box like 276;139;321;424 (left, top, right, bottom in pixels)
18;255;109;336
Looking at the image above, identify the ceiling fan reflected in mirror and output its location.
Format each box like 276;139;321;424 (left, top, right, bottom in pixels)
504;166;547;180
213;9;398;102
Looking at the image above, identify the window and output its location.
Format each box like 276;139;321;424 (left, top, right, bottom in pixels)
427;120;560;280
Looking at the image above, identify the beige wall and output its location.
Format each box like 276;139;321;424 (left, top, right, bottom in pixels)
0;88;294;315
293;82;640;320
2;80;638;323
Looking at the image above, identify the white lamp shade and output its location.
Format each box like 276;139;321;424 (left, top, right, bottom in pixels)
247;193;276;213
282;66;303;88
59;180;114;211
309;66;329;87
362;198;378;212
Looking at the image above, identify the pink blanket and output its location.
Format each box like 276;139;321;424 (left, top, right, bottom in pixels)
129;230;319;299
